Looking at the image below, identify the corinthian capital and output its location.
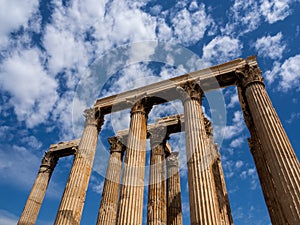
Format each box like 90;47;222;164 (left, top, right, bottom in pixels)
167;152;179;167
40;152;58;172
176;80;204;103
108;136;124;153
84;107;104;131
129;96;153;118
235;64;264;88
149;126;169;148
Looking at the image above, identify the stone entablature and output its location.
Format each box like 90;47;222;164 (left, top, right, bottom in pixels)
94;56;258;113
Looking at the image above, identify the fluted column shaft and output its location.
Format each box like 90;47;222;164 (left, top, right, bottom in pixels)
247;136;287;224
236;65;300;224
211;148;233;225
178;81;221;225
97;137;124;225
18;152;58;225
117;98;152;225
204;117;233;225
237;85;286;224
167;152;182;225
147;127;168;225
54;108;104;225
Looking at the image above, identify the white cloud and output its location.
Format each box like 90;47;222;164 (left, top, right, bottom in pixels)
92;0;157;52
169;133;187;177
286;112;300;123
278;55;300;91
219;111;245;140
51;90;79;139
148;101;184;124
156;19;173;42
255;32;286;59
149;5;163;15
189;1;199;11
223;160;235;178
0;210;18;225
235;160;244;169
260;0;292;24
240;168;256;179
248;168;256;176
41;0;160;138
0;48;58;128
171;4;213;45
202;36;242;64
264;61;281;84
0;145;40;188
110;110;131;134
240;171;247;179
101;63;156;97
223;0;296;36
90;175;104;194
43;25;90;77
265;55;300;91
223;0;261;35
181;202;190;215
230;137;244;148
20;136;43;150
0;126;13;142
0;0;39;47
227;91;239;109
240;168;258;190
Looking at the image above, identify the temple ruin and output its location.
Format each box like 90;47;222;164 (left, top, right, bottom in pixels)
18;56;300;225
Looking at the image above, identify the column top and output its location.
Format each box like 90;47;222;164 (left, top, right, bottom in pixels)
84;108;104;131
167;152;180;167
235;64;264;89
177;80;204;103
149;126;169;147
40;152;59;170
108;136;125;153
128;96;153;118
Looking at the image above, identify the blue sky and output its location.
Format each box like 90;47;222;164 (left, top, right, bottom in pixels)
1;0;300;224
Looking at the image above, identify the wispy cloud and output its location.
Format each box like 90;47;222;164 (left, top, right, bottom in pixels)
0;209;18;225
0;0;39;48
0;48;58;128
255;32;286;60
218;111;245;141
260;0;293;24
170;4;214;45
265;54;300;91
222;0;261;35
0;145;40;188
286;112;300;124
202;36;242;64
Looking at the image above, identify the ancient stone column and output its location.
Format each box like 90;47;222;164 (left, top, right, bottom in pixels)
204;117;233;225
211;146;234;225
147;127;168;225
167;152;182;225
18;152;58;225
117;98;152;225
236;65;300;223
54;108;104;225
96;137;125;225
237;85;287;224
177;81;221;225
